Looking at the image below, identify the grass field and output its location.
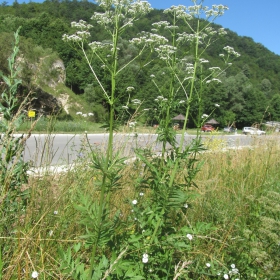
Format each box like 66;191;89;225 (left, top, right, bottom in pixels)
1;133;280;279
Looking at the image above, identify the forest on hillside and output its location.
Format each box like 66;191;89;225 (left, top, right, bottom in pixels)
1;0;280;128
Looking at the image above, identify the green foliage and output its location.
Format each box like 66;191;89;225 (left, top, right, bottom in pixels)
0;1;280;126
0;28;30;241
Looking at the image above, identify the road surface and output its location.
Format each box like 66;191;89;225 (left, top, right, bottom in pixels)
22;132;255;167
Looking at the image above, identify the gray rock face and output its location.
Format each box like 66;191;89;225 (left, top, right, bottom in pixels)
31;88;62;115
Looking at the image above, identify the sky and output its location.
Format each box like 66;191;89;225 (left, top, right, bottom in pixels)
3;0;280;56
148;0;280;56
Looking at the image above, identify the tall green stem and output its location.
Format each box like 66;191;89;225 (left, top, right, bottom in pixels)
89;15;120;273
168;20;201;189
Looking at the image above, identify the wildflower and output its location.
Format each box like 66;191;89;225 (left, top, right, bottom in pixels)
132;99;141;104
76;111;82;115
142;253;149;263
126;86;135;92
150;74;155;78
215;103;220;107
129;122;137;128
186;233;193;240
183;203;188;208
88;112;94;116
201;114;209;118
139;192;144;196
31;271;39;278
231;264;235;269
206;263;211;267
223;274;229;279
54;211;58;215
200;58;209;63
132;199;137;205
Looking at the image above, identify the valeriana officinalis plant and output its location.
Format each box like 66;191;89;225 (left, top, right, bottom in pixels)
61;0;241;279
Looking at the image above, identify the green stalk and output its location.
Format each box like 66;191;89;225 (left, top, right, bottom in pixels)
161;12;177;160
168;20;201;189
89;14;120;273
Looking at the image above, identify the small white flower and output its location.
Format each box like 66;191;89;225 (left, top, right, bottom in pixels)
206;263;211;267
49;230;54;236
53;211;58;215
76;111;82;115
201;114;209;118
88;112;94;116
84;131;88;134
215;103;220;107
186;233;193;240
132;199;137;205
126;86;135;92
223;274;229;279
179;100;185;104
150;74;155;78
31;271;39;278
139;192;144;196
142;253;149;263
183;203;188;208
231;264;236;269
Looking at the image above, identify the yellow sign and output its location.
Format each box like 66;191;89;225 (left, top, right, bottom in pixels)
28;110;36;118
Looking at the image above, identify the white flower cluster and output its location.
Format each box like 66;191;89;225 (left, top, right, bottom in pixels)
129;121;137;128
223;46;241;57
129;1;153;16
176;32;197;44
32;271;39;278
62;20;93;42
204;27;227;37
185;63;195;75
126;86;135;92
91;11;113;27
199;58;209;64
152;21;170;29
154;45;177;60
209;66;221;72
132;99;141;105
76;112;94;117
164;5;192;21
155;96;168;102
205;4;229;18
91;1;152;29
206;78;222;84
71;19;93;30
229;264;240;277
130;32;168;47
186;233;193;240
142;253;148;263
89;41;112;52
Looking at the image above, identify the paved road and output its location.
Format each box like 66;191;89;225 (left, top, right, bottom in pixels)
22;132;255;167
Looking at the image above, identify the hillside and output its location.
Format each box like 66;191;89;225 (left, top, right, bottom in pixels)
0;0;280;127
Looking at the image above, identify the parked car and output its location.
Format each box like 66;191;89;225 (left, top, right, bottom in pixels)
201;124;215;132
242;127;266;135
224;127;236;133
